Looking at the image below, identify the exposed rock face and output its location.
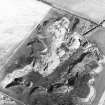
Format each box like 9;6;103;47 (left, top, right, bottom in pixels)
0;9;104;105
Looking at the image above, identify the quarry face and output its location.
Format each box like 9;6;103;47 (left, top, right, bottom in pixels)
0;8;105;105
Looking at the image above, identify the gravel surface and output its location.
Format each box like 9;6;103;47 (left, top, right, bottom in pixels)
0;92;16;105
